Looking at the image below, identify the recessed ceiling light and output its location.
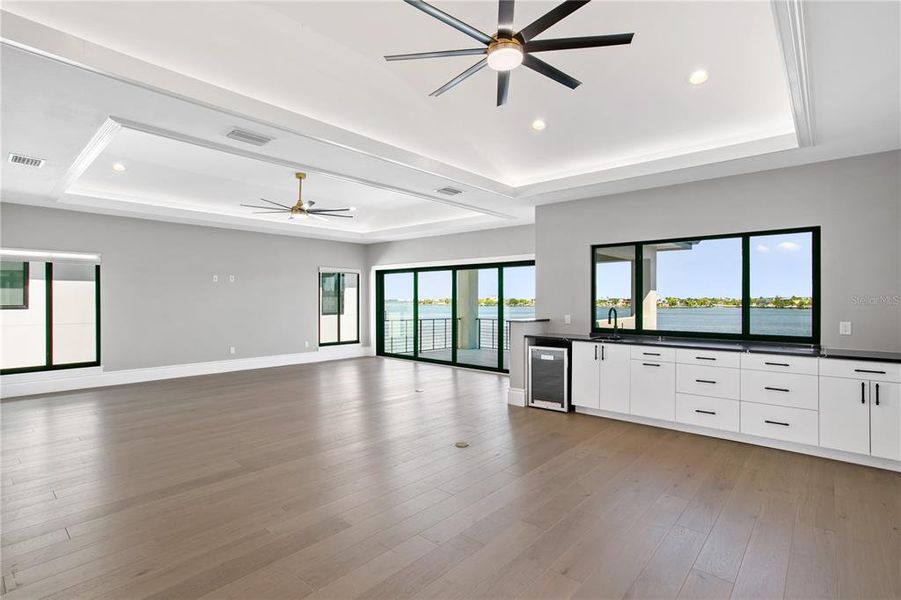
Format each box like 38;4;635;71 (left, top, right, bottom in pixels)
531;119;546;131
111;162;127;172
688;69;709;85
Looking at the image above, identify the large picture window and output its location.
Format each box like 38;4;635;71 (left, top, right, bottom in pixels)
1;255;101;374
592;227;819;342
319;270;359;346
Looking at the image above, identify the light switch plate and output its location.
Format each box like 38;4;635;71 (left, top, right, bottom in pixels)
212;274;218;283
839;321;852;335
564;314;572;325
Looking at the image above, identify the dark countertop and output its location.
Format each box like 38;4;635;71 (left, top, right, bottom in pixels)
524;332;901;363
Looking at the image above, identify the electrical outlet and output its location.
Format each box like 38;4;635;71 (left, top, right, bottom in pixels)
564;314;572;325
229;274;236;283
839;321;852;336
229;346;236;355
212;274;219;283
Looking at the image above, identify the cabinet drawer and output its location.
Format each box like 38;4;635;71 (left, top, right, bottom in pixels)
740;402;818;446
630;360;675;421
676;393;739;432
630;346;676;362
677;364;740;399
740;370;818;410
818;358;901;383
676;348;741;369
741;353;818;375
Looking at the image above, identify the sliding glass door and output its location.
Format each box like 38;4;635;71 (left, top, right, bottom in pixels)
376;261;534;373
382;272;414;357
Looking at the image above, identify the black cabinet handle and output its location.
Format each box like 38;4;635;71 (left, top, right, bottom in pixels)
602;346;605;361
696;356;717;361
764;419;790;427
876;383;880;406
642;362;661;367
764;386;790;393
861;381;866;404
855;368;886;375
765;362;790;367
695;409;716;415
695;379;717;384
643;352;661;356
594;345;598;361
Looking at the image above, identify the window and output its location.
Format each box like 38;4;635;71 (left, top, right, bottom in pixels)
1;256;100;374
642;237;742;334
1;261;28;309
749;231;814;338
319;270;359;345
591;227;819;342
376;260;536;373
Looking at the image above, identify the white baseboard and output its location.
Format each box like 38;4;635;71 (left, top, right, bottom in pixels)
575;406;901;473
1;345;374;399
507;387;526;407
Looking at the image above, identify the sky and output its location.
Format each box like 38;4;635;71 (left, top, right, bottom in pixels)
384;266;536;300
596;232;813;298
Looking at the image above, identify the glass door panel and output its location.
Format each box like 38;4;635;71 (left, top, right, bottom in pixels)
456;268;499;369
417;270;454;363
52;263;97;365
502;265;536;370
382;272;414;356
1;261;47;370
339;273;359;343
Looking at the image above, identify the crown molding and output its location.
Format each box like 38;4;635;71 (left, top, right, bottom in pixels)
772;0;815;147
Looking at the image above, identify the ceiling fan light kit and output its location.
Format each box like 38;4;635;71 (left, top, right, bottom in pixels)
240;172;355;221
385;0;634;106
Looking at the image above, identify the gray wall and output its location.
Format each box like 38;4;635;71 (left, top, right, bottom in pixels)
367;224;535;267
536;151;901;352
0;204;369;371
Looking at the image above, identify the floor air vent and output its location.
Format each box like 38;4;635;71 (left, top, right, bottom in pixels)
225;128;273;146
8;153;45;168
436;186;463;196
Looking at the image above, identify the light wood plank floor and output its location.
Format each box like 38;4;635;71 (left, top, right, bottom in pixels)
2;357;899;599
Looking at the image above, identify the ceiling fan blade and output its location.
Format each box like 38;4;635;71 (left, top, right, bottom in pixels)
312;213;354;219
259;198;293;210
308;208;351;213
385;48;488;61
498;0;515;38
525;33;633;52
252;210;290;214
522;54;581;89
403;0;492;44
308;214;330;223
241;204;290;211
429;58;488;97
497;70;510;106
516;0;590;43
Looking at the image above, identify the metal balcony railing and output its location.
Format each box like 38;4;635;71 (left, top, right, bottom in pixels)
383;317;512;354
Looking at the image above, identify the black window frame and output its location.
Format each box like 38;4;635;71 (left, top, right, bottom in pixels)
375;259;536;374
318;270;360;346
1;262;102;375
590;226;820;344
0;260;29;309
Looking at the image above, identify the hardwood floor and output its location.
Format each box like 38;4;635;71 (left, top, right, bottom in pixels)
2;357;899;599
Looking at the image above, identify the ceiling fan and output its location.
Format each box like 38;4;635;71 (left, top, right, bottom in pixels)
241;172;354;222
385;0;634;106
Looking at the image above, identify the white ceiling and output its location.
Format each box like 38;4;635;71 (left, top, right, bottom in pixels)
0;1;898;242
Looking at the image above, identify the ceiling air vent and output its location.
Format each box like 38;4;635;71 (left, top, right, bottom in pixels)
225;128;273;146
8;153;45;168
435;186;463;196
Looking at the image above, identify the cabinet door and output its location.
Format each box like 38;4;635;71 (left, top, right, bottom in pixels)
599;344;630;413
630;360;675;421
571;342;600;409
819;377;870;455
871;381;901;461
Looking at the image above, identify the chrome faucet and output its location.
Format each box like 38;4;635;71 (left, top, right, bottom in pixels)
607;307;620;340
